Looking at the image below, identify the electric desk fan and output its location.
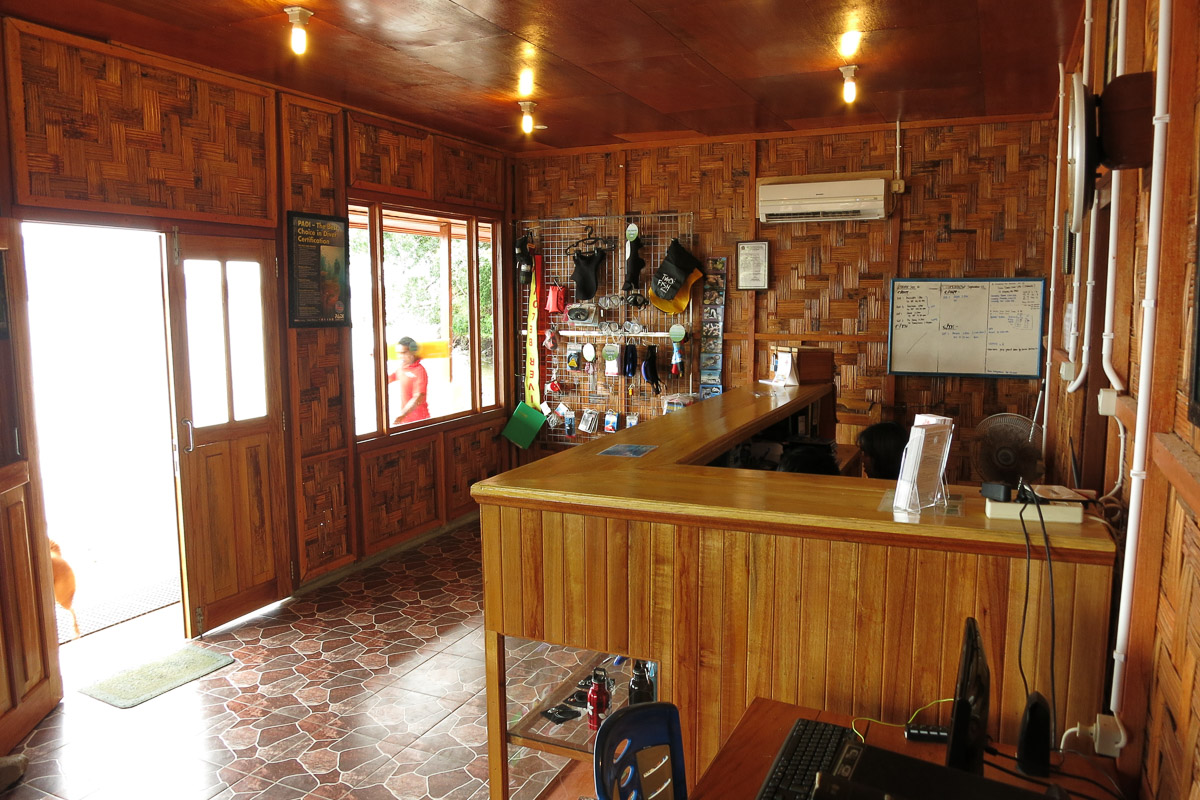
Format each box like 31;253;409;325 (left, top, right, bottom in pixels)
972;413;1045;486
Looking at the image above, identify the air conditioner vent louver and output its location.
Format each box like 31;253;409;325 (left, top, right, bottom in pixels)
758;177;888;223
765;209;866;221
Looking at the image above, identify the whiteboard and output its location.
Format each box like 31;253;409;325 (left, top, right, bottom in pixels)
888;278;1045;378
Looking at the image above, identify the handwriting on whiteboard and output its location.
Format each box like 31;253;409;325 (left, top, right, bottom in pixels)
889;279;1044;377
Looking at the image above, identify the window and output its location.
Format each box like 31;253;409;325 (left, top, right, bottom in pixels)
349;203;501;436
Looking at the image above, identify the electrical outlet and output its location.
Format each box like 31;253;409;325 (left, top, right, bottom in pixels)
1060;362;1076;381
1094;713;1125;756
1098;387;1118;416
890;178;906;194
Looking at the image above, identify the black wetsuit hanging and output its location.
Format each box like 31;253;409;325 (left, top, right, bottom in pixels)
623;236;645;291
571;249;606;301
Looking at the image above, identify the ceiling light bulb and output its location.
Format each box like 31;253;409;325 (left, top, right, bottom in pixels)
519;68;534;97
838;30;861;57
840;65;858;104
285;7;312;55
519;101;536;134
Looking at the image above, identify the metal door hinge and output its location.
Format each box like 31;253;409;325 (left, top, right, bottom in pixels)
195;606;205;637
291;560;299;581
171;227;181;265
275;257;279;279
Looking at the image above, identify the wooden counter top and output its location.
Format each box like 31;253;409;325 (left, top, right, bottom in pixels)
472;385;1114;564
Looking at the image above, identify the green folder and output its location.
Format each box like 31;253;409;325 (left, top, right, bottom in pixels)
501;402;546;449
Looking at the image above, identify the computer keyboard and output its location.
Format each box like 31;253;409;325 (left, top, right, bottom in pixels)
754;717;854;800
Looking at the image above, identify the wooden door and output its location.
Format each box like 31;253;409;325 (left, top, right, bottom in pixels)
168;235;288;637
0;224;62;753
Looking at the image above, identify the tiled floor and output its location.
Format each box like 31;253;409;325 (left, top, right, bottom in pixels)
3;520;582;800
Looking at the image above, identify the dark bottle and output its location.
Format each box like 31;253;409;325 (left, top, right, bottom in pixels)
628;660;654;705
587;667;611;730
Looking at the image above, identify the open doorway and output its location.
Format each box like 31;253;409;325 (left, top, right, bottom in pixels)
20;222;182;657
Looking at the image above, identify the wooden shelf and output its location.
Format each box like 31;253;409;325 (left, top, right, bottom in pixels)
507;653;641;761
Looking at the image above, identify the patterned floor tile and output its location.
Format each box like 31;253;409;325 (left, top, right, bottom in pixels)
0;520;580;800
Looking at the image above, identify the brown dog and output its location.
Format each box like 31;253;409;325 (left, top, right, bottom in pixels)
48;540;80;638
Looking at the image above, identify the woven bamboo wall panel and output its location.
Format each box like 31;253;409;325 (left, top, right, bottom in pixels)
1142;491;1200;800
347;112;433;198
5;21;275;226
513;153;621;220
292;328;348;458
484;508;1111;782
625;143;756;321
281;95;342;218
360;437;440;553
297;454;351;583
434;139;504;210
445;421;506;518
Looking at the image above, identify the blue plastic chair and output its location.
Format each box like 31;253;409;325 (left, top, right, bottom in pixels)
594;701;687;800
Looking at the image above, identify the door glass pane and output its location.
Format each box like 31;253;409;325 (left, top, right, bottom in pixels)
349;208;377;435
184;259;228;427
227;261;267;421
478;223;496;408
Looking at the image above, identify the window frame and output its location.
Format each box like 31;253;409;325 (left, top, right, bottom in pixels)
349;198;504;439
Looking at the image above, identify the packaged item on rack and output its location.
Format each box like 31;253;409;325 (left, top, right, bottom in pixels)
662;393;699;414
579;408;600;434
563;409;576;437
603;343;621;376
566;343;584;370
627;414;639;427
540;401;563;428
565;302;599;324
545;282;565;313
603;410;619;433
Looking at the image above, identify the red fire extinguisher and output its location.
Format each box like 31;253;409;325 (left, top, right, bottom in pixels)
587;667;611;730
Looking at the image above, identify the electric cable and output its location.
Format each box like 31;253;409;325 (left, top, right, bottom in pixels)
849;697;954;742
1017;498;1034;699
1032;500;1060;749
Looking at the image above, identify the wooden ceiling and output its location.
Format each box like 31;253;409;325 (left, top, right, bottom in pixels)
0;0;1083;153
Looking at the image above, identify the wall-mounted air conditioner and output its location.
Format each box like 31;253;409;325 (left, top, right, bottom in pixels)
757;177;888;223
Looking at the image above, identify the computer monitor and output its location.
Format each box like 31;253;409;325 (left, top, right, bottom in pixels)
945;616;990;774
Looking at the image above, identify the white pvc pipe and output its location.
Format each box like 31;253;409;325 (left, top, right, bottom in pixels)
1068;202;1102;392
1100;417;1127;501
1111;0;1172;716
1066;0;1096;369
1101;0;1129;392
1044;63;1067;458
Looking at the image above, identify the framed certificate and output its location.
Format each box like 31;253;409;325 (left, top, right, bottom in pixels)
736;240;769;290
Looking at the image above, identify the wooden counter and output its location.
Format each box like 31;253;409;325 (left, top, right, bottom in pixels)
472;385;1115;799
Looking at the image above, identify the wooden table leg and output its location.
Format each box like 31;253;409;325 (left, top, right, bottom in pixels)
485;628;510;800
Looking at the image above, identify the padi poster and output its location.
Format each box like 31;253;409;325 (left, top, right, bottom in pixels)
288;211;350;327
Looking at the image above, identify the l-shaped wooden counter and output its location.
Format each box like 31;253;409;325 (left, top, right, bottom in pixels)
471;384;1115;799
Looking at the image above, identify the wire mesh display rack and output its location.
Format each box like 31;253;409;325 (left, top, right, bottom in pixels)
516;213;697;446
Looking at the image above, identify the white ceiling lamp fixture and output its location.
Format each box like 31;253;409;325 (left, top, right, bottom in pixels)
840;65;858;104
518;100;547;133
285;7;313;55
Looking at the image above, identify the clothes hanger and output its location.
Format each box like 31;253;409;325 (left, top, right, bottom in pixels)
565;225;615;255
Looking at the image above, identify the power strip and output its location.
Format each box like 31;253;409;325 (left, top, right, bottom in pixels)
984;499;1083;523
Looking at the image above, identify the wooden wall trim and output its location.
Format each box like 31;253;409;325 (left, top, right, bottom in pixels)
510;113;1055;161
0;461;28;495
1153;433;1200;513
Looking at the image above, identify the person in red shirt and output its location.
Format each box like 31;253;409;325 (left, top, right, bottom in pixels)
388;337;430;425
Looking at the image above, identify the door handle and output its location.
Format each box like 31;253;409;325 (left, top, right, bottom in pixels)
182;418;195;453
